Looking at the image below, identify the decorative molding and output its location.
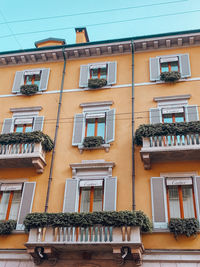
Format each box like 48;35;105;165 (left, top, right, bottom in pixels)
154;94;191;102
10;106;42;113
80;101;113;108
160;171;197;178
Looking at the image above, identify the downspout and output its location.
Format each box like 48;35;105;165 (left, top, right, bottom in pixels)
44;48;66;212
131;40;136;211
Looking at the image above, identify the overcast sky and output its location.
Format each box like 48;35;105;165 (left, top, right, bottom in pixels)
0;0;199;52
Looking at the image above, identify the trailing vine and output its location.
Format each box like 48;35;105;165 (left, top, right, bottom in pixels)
88;78;107;89
160;71;181;82
0;220;16;235
169;218;199;238
20;84;39;95
83;136;104;148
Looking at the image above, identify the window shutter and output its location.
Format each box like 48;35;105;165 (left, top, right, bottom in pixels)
39;68;50;91
16;182;36;230
193;176;200;223
12;71;24;93
33;116;44;131
79;65;89;87
105;109;115;143
72;113;85;146
179;54;191;78
185;105;199;122
103;177;117;211
149;57;160;81
151;177;168;229
107;62;117;85
63;179;79;212
149;108;162;124
2;118;14;133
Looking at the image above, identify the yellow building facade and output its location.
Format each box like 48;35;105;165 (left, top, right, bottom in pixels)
0;28;199;266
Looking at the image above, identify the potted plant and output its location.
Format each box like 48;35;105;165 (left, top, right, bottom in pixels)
168;218;199;238
160;71;181;82
20;84;39;95
88;78;107;89
83;136;104;148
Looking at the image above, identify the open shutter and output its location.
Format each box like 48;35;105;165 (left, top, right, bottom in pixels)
17;182;36;230
63;179;79;212
33;116;44;131
149;108;162;124
149;57;160;81
39;68;50;91
185;105;199;122
12;71;24;93
179;54;191;78
151;177;168;229
103;177;117;211
79;65;89;87
193;176;200;223
105;109;115;143
72;113;85;146
2;118;14;133
107;62;117;85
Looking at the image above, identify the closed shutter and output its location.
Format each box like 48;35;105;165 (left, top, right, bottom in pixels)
12;71;24;93
72;113;85;146
79;65;89;87
33;116;44;131
17;182;36;230
149;57;160;81
151;177;168;229
179;54;191;78
103;177;117;211
39;68;50;91
149;108;162;124
2;118;14;133
63;179;79;212
107;62;117;85
105;109;115;143
193;176;200;223
185;105;199;122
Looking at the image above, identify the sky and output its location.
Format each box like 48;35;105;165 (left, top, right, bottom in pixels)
0;0;200;52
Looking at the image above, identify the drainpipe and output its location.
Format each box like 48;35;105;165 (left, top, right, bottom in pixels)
44;48;66;212
131;40;136;211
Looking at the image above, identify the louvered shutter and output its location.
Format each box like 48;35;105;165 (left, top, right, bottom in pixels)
16;182;36;230
193;176;200;223
107;62;117;85
39;68;50;91
149;108;162;124
12;71;24;93
105;109;115;143
179;54;191;78
2;118;14;133
103;177;117;211
72;113;85;146
149;57;160;81
33;116;44;131
79;65;89;87
63;179;79;212
151;177;168;229
185;105;199;122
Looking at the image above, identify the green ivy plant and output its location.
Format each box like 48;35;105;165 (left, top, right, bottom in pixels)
168;218;199;238
83;136;104;148
0;220;16;235
0;131;54;152
20;84;39;95
160;71;181;82
134;121;200;146
88;78;107;89
24;210;152;232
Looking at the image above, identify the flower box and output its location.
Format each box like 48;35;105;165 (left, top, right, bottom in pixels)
20;84;39;95
160;71;181;82
88;78;107;89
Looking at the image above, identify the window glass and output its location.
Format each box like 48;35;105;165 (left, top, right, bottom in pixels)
91;68;98;79
15;126;24;133
174;113;184;123
97;117;105;139
182;185;195;218
171;62;179;72
24;73;41;86
86;119;95;137
14;124;32;133
161;63;169;72
80;188;90;213
0;192;10;220
168;186;181;218
100;67;107;79
9;191;22;220
80;186;103;213
163;114;173;123
93;187;103;211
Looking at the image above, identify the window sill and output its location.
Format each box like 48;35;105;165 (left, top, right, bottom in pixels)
153;78;188;84
78;144;110;154
83;85;112;90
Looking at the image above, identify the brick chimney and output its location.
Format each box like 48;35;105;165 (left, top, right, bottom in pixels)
35;38;66;48
75;27;89;44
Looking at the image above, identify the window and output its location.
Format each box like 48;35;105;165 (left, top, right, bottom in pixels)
85;116;106;139
149;54;191;81
12;68;50;93
79;62;117;88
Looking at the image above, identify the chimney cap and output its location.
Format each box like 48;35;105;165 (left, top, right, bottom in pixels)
35;37;66;48
75;27;89;42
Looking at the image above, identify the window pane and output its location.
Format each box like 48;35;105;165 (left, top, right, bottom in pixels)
91;68;98;79
97;118;105;139
163;114;173;123
25;75;33;85
15;125;23;133
171;62;179;72
100;67;107;79
86;119;95;137
80;188;90;212
161;63;169;72
168;186;181;218
182;186;195;218
9;191;22;220
0;192;10;220
93;188;103;211
25;125;32;133
174;113;184;123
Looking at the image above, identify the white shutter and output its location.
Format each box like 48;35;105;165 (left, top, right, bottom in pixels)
12;71;24;93
72;114;85;146
193;176;200;223
179;54;191;78
149;108;162;124
185;105;199;122
79;65;89;87
149;57;160;81
105;109;115;143
103;177;117;211
2;119;14;133
33;116;44;131
39;68;50;91
107;62;117;85
63;179;79;212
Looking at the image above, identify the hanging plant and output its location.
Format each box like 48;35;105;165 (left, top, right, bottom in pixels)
160;71;181;82
20;84;39;95
169;218;199;238
0;220;16;235
88;78;107;89
83;136;104;148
